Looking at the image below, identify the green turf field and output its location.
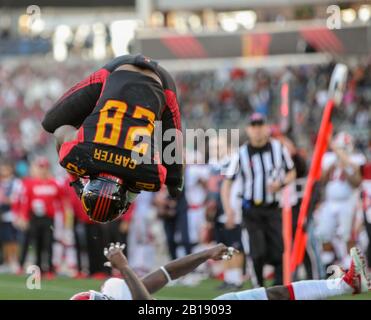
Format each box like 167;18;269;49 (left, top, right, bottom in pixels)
0;274;369;300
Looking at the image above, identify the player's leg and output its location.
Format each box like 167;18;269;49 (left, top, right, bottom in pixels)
364;212;371;268
19;226;31;272
337;196;358;268
215;247;370;300
265;206;284;285
269;247;370;300
316;201;337;267
44;217;55;273
34;218;44;272
214;287;268;300
222;225;245;289
243;208;266;287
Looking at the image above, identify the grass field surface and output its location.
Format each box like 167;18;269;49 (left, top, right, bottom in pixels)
0;274;369;300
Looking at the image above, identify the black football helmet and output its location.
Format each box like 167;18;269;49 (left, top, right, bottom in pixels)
80;173;129;223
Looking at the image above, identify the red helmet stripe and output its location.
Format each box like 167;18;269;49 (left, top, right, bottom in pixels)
98;185;111;222
91;185;102;220
93;184;106;222
101;184;114;222
99;185;111;222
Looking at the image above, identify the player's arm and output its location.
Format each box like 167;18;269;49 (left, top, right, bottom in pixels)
332;146;362;187
53;125;85;197
104;243;152;300
141;243;237;294
42;69;106;194
41;69;108;133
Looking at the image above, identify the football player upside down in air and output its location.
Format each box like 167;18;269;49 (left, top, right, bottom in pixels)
71;243;370;300
42;54;184;223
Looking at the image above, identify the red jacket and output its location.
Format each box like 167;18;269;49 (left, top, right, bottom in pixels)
18;177;65;220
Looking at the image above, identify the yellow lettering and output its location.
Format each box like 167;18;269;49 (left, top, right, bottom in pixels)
101;151;108;161
114;154;123;166
107;152;114;163
122;157;130;167
93;100;127;146
124;106;155;155
129;159;137;169
135;182;155;190
93;148;102;160
66;163;86;175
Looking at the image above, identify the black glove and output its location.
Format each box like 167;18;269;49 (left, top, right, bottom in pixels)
70;179;85;199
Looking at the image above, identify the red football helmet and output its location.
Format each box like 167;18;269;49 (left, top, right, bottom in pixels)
70;290;111;300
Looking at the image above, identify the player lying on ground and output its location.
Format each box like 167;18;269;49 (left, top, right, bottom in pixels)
70;243;370;300
42;54;183;223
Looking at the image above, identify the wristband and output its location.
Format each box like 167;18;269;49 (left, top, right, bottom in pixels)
160;266;172;283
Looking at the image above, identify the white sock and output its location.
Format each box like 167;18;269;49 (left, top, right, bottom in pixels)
214;287;268;300
229;268;243;286
289;278;353;300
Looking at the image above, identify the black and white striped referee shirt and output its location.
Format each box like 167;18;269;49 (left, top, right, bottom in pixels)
225;139;295;206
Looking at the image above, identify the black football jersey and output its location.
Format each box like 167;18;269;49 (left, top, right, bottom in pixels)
43;54;183;191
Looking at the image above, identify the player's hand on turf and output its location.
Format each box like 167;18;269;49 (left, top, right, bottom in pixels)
103;242;128;269
208;243;239;261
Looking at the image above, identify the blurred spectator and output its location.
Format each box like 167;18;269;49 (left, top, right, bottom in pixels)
208;156;245;290
0;158;22;273
179;158;209;256
128;192;156;276
362;163;371;270
17;157;65;277
154;187;178;260
317;132;366;269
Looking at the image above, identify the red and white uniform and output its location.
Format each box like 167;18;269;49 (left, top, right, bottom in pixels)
127;192;156;275
183;164;210;245
362;164;371;228
316;151;366;242
18;177;65;221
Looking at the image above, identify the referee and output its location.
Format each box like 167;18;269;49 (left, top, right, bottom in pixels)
221;113;296;286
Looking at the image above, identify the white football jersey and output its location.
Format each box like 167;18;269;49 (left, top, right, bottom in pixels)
185;164;210;206
322;151;366;200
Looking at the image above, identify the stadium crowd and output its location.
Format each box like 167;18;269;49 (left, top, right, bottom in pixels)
0;57;370;289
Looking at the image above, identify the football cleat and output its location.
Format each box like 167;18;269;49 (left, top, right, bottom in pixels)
342;247;371;294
